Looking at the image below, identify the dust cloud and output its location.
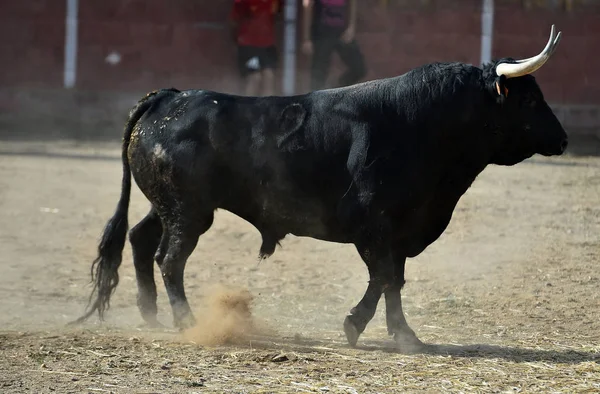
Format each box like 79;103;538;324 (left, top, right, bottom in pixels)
183;285;271;346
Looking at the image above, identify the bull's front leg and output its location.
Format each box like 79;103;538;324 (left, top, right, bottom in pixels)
343;244;386;347
384;253;424;353
343;278;384;347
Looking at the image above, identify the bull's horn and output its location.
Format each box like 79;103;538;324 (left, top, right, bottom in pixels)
495;24;562;79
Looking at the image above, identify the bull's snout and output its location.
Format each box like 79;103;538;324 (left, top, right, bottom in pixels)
539;134;568;157
560;137;568;153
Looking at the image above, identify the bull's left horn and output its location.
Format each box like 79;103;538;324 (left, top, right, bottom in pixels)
495;24;562;79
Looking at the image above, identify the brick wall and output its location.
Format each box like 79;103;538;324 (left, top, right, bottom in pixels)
1;0;599;144
76;0;241;93
494;1;600;105
358;1;482;79
0;0;65;89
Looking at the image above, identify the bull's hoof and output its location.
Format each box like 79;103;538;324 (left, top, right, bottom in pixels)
175;313;197;331
343;316;361;347
393;331;425;354
141;316;165;329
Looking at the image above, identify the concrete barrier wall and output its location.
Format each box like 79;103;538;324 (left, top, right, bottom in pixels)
1;0;598;145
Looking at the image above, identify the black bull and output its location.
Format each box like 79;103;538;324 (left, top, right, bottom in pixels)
73;50;568;350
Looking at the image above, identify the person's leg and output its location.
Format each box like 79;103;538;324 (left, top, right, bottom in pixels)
310;36;336;91
261;69;275;96
245;73;262;96
259;46;278;96
335;39;367;87
238;45;263;96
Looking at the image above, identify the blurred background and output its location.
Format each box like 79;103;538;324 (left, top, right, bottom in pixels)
0;0;599;152
1;5;600;389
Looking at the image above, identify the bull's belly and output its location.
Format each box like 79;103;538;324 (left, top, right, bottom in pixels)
221;191;353;244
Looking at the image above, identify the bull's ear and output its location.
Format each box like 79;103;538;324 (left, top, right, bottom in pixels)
493;74;509;104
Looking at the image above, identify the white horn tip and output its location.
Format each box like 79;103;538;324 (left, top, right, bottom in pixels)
495;24;563;78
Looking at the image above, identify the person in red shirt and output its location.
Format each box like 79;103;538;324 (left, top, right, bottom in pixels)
230;0;282;96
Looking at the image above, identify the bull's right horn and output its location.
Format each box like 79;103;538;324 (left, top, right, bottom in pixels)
495;24;562;79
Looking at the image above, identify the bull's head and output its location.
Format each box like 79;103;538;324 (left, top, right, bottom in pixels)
486;25;568;165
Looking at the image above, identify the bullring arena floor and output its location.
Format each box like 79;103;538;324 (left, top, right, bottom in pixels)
0;140;598;393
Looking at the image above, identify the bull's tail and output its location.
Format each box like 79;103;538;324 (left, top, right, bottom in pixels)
70;89;172;325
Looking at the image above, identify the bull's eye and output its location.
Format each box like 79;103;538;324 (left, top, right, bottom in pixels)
524;97;537;108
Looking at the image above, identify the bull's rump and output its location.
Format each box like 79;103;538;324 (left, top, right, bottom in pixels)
127;89;357;242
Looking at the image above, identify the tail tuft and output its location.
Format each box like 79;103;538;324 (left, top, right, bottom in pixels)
69;203;128;325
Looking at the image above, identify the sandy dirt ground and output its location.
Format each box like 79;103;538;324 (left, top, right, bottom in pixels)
0;140;599;393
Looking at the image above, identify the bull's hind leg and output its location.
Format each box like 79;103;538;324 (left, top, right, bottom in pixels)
383;252;424;352
156;212;214;330
129;209;163;327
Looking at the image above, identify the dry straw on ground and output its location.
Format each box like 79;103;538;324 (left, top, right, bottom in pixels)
1;330;598;393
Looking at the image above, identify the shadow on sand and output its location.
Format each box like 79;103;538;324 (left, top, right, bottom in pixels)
243;334;599;365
